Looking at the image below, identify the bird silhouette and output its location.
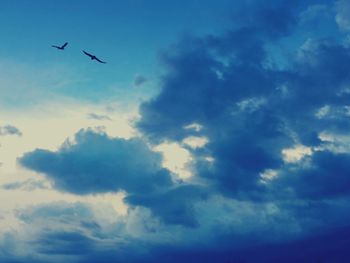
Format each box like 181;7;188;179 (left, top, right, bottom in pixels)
52;42;68;50
82;50;106;64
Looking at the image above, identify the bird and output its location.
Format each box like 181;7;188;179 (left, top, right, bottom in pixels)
52;42;68;50
82;50;106;64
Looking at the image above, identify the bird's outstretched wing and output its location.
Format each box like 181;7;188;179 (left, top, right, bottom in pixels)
61;42;68;49
95;57;106;64
82;50;94;58
52;45;60;49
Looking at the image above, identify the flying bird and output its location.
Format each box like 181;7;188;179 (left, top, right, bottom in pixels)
82;50;106;64
52;42;68;50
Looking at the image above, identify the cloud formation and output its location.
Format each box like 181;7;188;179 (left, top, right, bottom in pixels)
137;2;350;203
0;125;22;136
10;1;350;262
19;129;172;195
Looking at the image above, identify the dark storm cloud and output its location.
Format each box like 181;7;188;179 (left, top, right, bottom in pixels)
149;226;350;263
18;129;202;226
35;231;95;256
276;150;350;200
125;184;208;227
136;1;305;143
137;24;295;199
18;129;209;227
19;129;172;195
137;9;350;201
147;225;350;263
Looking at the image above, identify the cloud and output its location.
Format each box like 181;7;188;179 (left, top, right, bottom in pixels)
19;0;350;229
0;125;22;136
87;113;112;121
133;74;148;87
4;201;127;262
1;179;48;191
18;128;208;228
137;10;350;204
18;129;205;227
335;0;350;31
35;231;95;256
19;129;172;195
3;195;318;263
276;150;350;199
7;1;350;262
132;0;350;250
299;4;330;24
125;185;207;227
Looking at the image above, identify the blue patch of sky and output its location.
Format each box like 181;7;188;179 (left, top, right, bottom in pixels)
0;0;236;105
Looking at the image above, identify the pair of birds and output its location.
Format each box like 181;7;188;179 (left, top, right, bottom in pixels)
52;42;106;64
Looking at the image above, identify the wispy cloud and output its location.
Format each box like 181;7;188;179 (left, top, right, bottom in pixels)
0;125;22;136
133;74;148;87
87;113;112;121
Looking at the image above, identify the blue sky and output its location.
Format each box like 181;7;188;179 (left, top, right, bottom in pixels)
1;1;350;262
0;0;235;105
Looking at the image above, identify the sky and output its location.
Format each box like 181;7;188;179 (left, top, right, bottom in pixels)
1;0;350;262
